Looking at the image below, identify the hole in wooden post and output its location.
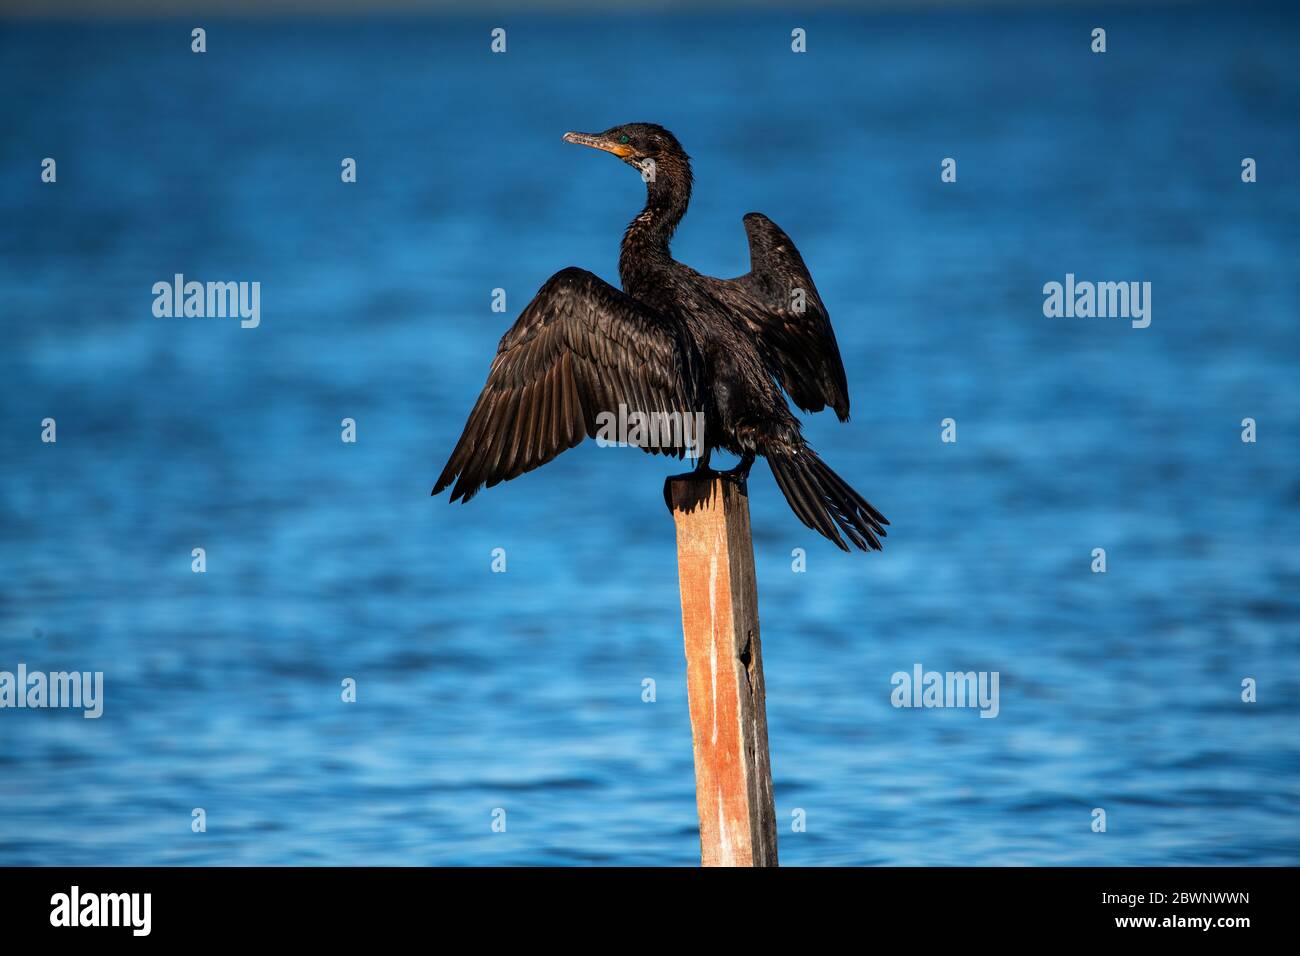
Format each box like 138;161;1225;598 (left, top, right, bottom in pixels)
739;630;755;695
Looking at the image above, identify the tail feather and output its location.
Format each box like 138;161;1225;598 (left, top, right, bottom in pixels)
768;448;888;552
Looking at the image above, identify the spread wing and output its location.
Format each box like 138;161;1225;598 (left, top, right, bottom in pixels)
727;212;850;421
433;267;700;503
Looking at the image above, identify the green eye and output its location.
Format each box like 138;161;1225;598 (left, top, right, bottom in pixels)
618;134;630;144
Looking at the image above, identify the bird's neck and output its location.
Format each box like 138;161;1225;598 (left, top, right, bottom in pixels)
620;160;692;282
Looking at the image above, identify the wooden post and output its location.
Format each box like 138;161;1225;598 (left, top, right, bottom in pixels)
667;476;778;867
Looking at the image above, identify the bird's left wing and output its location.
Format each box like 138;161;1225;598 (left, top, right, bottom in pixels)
434;267;700;503
725;212;851;421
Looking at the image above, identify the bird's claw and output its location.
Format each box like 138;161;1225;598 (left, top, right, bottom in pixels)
663;466;747;511
716;468;748;489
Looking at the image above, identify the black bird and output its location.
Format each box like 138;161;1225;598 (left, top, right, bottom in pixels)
432;123;887;551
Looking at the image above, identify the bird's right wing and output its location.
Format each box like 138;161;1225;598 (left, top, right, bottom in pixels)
728;212;851;421
433;267;700;502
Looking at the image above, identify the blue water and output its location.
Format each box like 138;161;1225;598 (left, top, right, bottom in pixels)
1;4;1298;866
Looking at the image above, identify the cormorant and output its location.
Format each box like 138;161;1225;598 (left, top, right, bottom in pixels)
432;123;888;551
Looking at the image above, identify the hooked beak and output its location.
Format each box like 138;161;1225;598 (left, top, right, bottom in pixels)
563;131;635;159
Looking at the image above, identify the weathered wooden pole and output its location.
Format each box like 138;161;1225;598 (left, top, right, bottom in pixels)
667;475;779;867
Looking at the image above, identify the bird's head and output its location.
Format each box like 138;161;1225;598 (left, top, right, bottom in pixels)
562;123;688;180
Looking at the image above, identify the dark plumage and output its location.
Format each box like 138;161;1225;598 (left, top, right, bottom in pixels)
433;123;887;551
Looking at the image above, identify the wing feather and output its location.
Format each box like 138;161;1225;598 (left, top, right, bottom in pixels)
434;267;699;502
725;212;851;421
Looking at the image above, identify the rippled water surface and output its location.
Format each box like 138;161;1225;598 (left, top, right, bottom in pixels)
1;5;1298;865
